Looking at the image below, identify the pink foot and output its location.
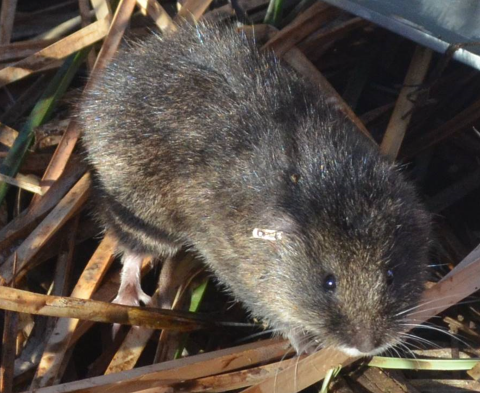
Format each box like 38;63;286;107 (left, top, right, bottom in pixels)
112;252;152;336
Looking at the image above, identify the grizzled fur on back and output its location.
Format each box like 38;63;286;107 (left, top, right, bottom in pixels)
79;23;431;355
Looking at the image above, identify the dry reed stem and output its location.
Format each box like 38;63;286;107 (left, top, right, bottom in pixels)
19;339;290;393
35;14;89;40
51;216;79;297
380;45;433;160
299;17;368;54
0;39;57;63
0;173;91;286
0;161;85;251
262;2;338;57
410;379;480;391
248;25;373;141
0;254;17;393
170;356;299;392
418;248;480;318
71;258;153;347
154;254;203;363
30;120;84;204
105;321;156;374
175;0;214;22
0;122;18;147
360;102;395;125
444;316;480;339
0;152;52;173
468;361;480;381
136;0;177;33
30;233;116;388
0;76;49;126
427;167;480;213
0;19;110;88
79;0;94;28
92;0;136;71
354;367;415;393
201;2;234;23
0;299;17;393
0;0;17;44
237;24;271;42
402;96;480;159
444;244;480;280
241;348;352;393
78;0;97;70
282;46;374;142
0;173;43;195
90;0;112;21
105;257;188;374
30;0;137;205
0;287;223;332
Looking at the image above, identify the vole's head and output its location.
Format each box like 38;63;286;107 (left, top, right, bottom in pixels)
244;153;431;356
284;209;430;357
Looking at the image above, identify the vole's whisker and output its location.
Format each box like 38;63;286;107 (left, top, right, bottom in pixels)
396;294;464;317
274;345;293;393
404;297;480;317
401;332;441;349
294;351;301;393
314;341;323;353
402;340;423;352
397;340;417;359
235;328;279;343
395;298;441;317
391;344;402;359
400;323;472;348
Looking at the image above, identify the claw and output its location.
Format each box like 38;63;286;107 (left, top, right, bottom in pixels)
112;284;152;307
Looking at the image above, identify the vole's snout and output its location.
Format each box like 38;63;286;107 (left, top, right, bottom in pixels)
339;325;391;356
351;332;376;354
350;333;383;355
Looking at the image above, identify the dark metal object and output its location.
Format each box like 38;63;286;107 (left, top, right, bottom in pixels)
322;0;480;70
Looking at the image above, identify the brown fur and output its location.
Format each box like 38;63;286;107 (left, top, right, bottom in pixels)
79;23;431;355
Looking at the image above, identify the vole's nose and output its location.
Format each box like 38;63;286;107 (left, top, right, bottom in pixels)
354;335;375;354
350;327;379;354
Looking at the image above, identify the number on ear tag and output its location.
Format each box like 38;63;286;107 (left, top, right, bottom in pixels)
252;228;283;241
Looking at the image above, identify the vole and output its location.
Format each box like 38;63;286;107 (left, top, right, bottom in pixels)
79;23;431;356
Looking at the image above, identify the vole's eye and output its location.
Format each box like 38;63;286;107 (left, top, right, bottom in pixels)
386;269;394;285
323;274;337;291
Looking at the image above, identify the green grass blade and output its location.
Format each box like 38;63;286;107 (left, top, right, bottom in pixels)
369;356;480;371
174;278;209;359
189;278;208;312
0;47;91;204
320;365;342;393
264;0;285;27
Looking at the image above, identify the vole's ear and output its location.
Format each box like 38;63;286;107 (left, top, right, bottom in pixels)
414;207;431;229
413;207;432;246
274;212;300;235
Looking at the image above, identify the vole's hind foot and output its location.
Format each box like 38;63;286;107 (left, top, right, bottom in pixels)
112;251;152;337
114;252;152;306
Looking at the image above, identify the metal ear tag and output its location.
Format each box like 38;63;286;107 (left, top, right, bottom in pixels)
252;228;283;241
